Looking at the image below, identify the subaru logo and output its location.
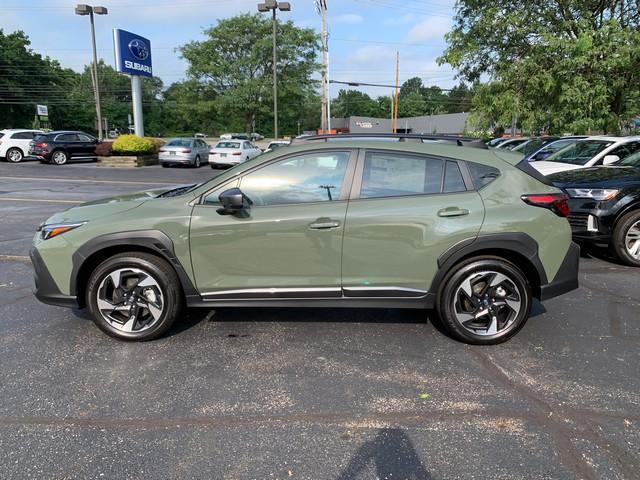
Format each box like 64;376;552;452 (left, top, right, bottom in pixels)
128;39;149;61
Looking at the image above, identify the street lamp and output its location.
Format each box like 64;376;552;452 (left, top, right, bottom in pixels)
75;4;108;141
257;1;291;139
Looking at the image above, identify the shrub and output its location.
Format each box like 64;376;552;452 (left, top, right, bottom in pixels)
111;135;155;155
95;141;113;157
149;137;166;154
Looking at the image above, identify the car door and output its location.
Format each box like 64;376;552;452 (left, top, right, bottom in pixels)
76;133;98;158
341;149;485;297
189;149;356;297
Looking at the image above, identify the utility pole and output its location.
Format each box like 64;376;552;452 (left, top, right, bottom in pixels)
392;51;399;133
258;1;291;140
316;0;329;133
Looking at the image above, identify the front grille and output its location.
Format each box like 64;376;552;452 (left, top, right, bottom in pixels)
568;213;588;231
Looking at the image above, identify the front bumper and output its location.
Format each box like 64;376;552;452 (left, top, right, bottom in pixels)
30;247;78;308
539;242;580;301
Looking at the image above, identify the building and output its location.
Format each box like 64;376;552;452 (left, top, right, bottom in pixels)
330;112;473;135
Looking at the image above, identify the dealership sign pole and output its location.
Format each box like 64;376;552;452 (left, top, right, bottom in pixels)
113;29;153;137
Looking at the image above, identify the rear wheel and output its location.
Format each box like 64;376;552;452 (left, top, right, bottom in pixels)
436;256;532;345
6;148;24;163
86;252;183;341
611;210;640;267
51;150;68;165
194;155;201;168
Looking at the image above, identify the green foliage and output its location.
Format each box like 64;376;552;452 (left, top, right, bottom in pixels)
111;135;155;155
439;1;640;134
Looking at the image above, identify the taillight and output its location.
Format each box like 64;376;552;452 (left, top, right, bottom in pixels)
232;152;242;156
180;148;192;153
521;193;570;217
159;149;166;153
36;142;48;148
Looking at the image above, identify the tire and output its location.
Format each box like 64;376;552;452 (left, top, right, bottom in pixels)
610;210;640;267
51;150;68;165
6;147;24;163
210;164;217;169
86;252;183;341
161;162;169;168
436;256;532;345
194;155;201;168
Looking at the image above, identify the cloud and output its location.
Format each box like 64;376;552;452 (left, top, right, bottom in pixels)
383;13;415;25
333;13;363;24
406;16;451;43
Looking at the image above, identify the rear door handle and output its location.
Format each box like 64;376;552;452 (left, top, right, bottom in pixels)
437;207;470;217
309;218;341;230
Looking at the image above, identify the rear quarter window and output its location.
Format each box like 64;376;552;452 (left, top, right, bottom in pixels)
467;162;501;189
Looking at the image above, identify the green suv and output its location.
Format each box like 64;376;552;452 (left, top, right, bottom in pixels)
30;137;579;344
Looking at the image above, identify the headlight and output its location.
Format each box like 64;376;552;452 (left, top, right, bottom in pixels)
39;222;87;240
565;188;619;201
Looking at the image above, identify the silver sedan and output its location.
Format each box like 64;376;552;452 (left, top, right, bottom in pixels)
159;138;210;168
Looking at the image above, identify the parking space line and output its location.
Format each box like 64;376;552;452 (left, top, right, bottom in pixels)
0;176;173;186
0;255;30;262
0;197;82;204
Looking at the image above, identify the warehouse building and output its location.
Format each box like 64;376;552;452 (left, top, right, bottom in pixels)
330;112;473;135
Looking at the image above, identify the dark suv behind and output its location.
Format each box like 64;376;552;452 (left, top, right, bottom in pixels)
29;131;99;165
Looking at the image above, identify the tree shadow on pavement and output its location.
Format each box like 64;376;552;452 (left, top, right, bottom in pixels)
337;428;432;480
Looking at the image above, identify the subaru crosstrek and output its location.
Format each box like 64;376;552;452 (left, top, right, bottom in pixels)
30;138;579;344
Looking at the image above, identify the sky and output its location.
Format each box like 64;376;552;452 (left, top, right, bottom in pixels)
1;0;459;99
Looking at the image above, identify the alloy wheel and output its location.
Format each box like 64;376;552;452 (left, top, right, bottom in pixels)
452;270;522;336
52;151;67;165
7;149;23;163
625;220;640;259
96;267;164;333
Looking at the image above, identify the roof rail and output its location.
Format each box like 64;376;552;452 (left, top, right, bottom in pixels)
292;133;488;149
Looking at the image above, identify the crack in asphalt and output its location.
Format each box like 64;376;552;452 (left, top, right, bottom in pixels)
471;349;639;480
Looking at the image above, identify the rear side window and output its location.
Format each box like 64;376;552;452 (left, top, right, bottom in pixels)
56;133;78;142
443;161;466;193
360;151;444;199
467;162;500;189
12;131;36;139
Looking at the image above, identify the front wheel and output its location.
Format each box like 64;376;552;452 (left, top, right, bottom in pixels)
6;148;24;163
51;150;68;165
86;252;183;341
436;256;532;345
611;210;640;267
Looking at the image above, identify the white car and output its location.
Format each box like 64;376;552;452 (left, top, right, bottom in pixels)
264;140;290;153
532;136;640;176
0;129;43;163
209;140;262;168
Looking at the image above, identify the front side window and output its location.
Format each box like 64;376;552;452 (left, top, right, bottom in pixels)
545;140;612;165
77;134;93;142
609;142;640;162
239;151;351;206
202;180;239;205
360;151;444;199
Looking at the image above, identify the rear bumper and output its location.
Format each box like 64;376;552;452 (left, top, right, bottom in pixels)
30;247;78;308
539;242;580;301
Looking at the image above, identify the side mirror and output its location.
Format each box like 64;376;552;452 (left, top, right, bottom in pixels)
217;187;252;216
602;154;620;166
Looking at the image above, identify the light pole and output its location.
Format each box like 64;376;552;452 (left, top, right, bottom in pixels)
75;4;108;141
258;0;290;139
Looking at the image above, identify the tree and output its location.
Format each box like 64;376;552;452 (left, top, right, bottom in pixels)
439;0;640;134
179;13;319;135
331;89;378;117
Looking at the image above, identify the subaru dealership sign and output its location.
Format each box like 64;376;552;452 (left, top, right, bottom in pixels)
113;29;152;77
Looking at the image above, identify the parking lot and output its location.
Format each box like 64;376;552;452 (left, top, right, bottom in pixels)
0;161;638;479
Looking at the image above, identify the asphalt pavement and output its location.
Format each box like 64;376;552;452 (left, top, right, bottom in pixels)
0;160;638;479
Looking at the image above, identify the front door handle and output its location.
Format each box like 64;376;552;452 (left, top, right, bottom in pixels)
437;207;470;217
309;218;341;230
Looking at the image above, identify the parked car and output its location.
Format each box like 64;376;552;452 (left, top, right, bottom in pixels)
209;140;262;168
511;136;560;157
532;137;640;176
264;140;290;153
28;131;98;165
549;151;640;266
30;136;579;344
194;133;207;139
159;138;209;168
486;137;510;147
250;132;264;141
492;137;530;150
524;136;588;162
0;129;43;162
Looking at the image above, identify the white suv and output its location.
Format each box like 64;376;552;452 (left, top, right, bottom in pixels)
0;129;43;163
532;136;640;175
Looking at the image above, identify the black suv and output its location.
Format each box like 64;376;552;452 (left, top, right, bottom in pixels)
550;152;640;266
29;131;99;165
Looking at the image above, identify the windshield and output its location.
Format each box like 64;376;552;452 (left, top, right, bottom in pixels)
619;151;640;167
166;139;192;147
501;139;528;150
545;140;613;165
216;141;241;149
513;139;545;154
